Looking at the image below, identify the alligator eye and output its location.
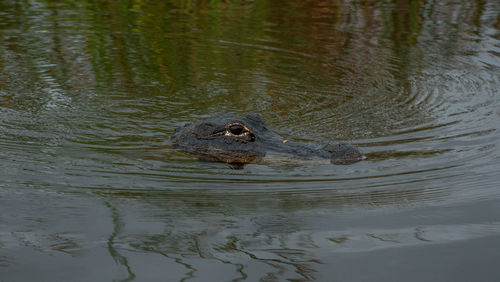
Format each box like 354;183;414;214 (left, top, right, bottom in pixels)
228;124;245;135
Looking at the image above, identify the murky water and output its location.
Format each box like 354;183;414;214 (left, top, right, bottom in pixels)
1;0;500;281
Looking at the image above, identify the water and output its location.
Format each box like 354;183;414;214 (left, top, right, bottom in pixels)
1;0;499;281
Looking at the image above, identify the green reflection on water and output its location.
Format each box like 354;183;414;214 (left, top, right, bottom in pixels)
0;0;420;135
1;0;500;281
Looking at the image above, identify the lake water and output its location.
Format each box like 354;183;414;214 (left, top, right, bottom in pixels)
1;0;500;281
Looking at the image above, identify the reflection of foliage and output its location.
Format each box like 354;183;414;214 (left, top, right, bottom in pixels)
2;0;495;88
80;0;273;92
0;0;496;142
106;201;136;282
2;0;494;117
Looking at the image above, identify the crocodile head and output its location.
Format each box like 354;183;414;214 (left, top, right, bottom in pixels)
171;113;270;164
171;113;362;165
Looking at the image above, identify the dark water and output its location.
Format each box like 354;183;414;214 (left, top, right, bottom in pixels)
1;0;500;281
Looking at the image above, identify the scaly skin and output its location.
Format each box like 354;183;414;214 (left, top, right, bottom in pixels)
171;113;362;165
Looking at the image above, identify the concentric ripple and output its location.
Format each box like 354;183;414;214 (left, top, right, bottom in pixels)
1;0;500;280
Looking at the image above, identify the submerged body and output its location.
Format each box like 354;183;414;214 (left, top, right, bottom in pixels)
171;113;362;165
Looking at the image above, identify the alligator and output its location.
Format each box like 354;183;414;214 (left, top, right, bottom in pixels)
171;113;362;165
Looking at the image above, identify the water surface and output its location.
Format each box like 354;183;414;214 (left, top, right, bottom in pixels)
1;0;500;281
